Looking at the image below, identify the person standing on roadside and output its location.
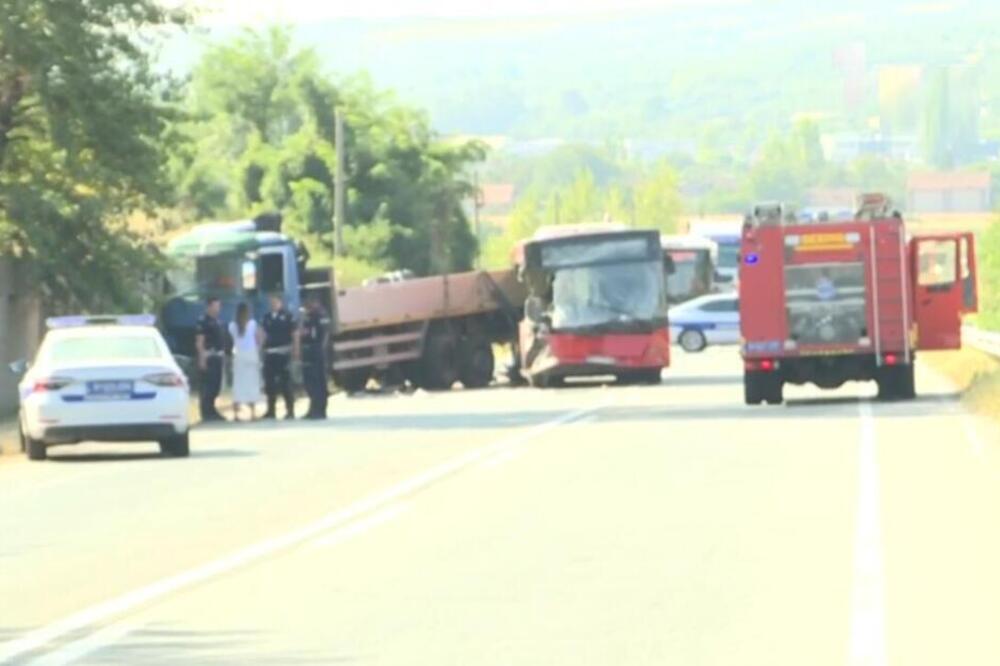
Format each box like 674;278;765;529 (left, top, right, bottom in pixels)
262;293;297;420
301;297;330;420
228;302;263;421
195;296;226;422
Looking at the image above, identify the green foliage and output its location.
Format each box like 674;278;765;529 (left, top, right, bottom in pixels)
0;0;186;310
480;159;684;269
172;28;486;276
979;220;1000;331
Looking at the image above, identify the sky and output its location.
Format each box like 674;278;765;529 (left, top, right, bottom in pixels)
186;0;745;24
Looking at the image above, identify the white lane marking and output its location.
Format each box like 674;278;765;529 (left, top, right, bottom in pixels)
310;502;409;549
0;402;607;664
848;401;888;666
477;414;600;470
26;621;140;666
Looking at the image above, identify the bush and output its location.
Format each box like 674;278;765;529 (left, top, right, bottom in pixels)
979;220;1000;331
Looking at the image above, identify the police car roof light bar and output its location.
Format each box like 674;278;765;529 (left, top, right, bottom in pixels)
46;314;157;329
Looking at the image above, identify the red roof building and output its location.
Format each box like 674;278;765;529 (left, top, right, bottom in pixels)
906;171;992;213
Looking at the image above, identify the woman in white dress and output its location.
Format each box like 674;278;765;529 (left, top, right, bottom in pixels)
228;302;263;421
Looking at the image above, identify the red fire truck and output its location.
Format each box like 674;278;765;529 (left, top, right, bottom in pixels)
515;225;672;387
739;194;978;404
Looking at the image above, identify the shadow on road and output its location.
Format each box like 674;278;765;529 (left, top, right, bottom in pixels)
663;374;744;388
46;449;258;463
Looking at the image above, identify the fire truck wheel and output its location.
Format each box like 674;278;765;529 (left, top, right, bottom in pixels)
899;363;916;399
743;372;763;405
679;329;707;353
459;337;495;389
764;377;784;405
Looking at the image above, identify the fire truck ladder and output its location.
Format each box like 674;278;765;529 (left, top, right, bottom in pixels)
869;221;910;367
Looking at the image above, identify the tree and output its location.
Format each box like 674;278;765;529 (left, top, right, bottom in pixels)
633;161;683;232
173;29;486;278
0;0;187;309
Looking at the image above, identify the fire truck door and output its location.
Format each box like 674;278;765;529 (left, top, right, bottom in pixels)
911;235;964;350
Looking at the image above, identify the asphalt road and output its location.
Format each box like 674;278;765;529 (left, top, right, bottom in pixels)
2;348;999;665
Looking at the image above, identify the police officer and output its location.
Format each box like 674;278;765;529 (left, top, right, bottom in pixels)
301;297;330;420
262;293;297;419
195;297;226;422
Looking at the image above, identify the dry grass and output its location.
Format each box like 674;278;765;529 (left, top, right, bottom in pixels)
925;348;1000;421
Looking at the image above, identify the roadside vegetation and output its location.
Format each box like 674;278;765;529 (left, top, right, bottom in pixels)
926;348;1000;422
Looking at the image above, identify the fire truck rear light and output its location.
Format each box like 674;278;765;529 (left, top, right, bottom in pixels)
784;235;801;247
884;353;899;366
759;359;775;372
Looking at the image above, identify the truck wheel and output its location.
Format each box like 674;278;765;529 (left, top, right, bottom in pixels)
336;368;371;394
744;372;762;406
764;377;784;405
898;363;916;400
420;333;459;390
679;329;707;353
459;337;495;389
159;432;190;458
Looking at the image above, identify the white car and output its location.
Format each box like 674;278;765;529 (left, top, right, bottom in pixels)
668;293;740;353
13;315;190;461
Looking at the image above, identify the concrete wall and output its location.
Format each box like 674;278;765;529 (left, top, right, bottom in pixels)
0;258;43;415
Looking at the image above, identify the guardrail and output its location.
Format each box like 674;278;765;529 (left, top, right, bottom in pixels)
964;325;1000;359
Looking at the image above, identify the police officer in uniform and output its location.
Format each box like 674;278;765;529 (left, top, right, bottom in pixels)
262;294;297;419
195;297;226;422
301;297;330;420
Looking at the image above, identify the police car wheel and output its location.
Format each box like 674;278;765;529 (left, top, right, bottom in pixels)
679;329;707;353
159;432;190;458
25;432;47;461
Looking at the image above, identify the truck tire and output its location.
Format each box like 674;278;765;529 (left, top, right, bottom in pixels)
898;363;916;400
159;432;190;458
744;372;762;405
764;377;784;405
419;332;460;390
459;337;495;389
335;368;371;394
876;364;916;401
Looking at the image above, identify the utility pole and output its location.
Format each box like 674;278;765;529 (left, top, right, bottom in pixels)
473;171;483;269
334;109;346;257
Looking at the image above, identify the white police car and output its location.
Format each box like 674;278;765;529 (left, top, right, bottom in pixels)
12;315;190;461
668;293;740;353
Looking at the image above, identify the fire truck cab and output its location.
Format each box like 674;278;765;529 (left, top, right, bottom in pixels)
739;194;978;404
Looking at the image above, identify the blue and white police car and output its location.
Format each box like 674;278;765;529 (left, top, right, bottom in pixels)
12;315;190;461
668;293;740;353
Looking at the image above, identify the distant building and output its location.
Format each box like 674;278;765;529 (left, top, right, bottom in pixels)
821;133;919;163
805;187;859;210
906;171;992;213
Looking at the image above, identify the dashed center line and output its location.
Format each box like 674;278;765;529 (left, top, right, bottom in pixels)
848;401;888;666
